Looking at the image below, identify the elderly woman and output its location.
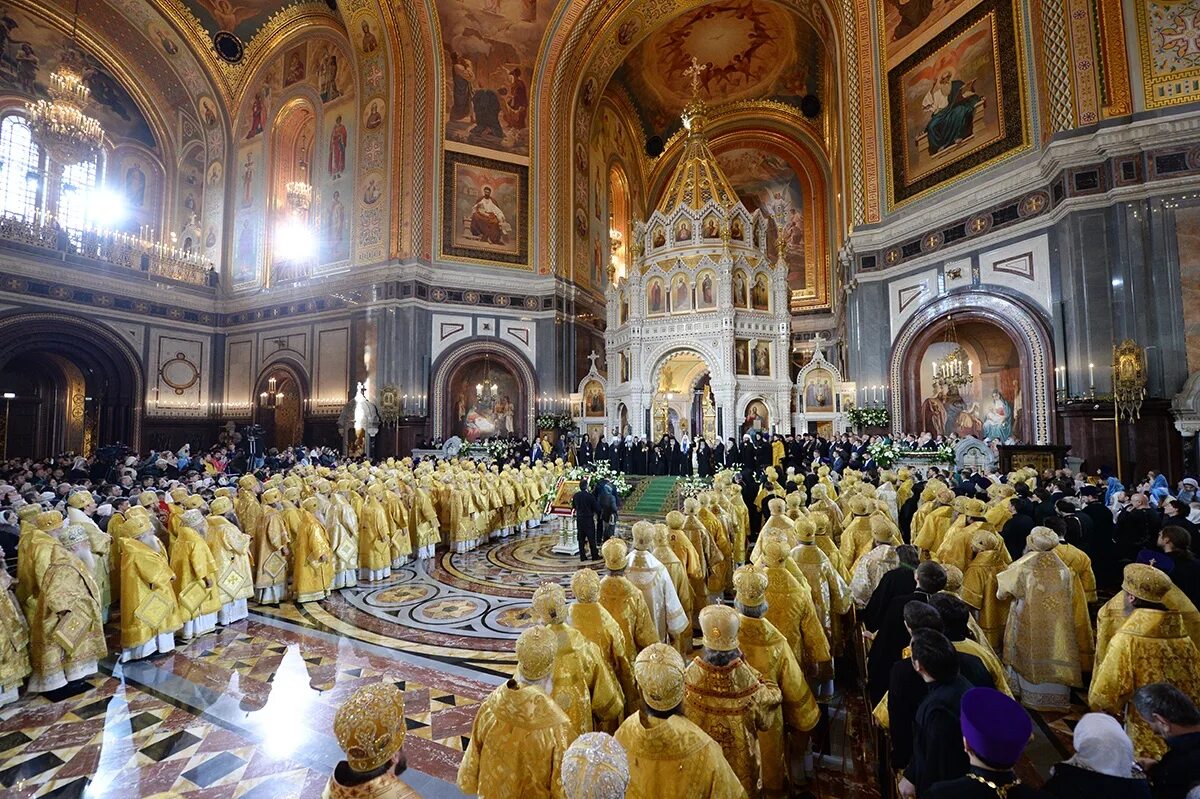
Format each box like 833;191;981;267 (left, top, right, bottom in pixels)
1043;712;1151;797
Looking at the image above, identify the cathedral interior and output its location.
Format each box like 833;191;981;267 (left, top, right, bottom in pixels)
1;0;1200;795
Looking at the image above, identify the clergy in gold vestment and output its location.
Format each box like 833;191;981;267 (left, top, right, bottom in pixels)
699;493;734;596
614;643;747;799
570;568;638;721
1094;580;1200;671
625;522;689;647
380;482;413;568
294;498;334;603
684;604;782;798
934;497;998;573
651;523;694;655
1053;529;1098;603
733;567;819;798
664;511;704;625
760;538;832;681
235;475;263;543
326;484;360;590
205;498;254;625
28;526;106;693
358;488;393;582
839;496;877;572
960;530;1013;652
254;490;291;605
790;516;850;655
458;626;573;799
681;498;721;605
66;492;112;623
0;565;30;707
411;480;440;560
598;538;661;659
118;516;182;662
17;511;62;622
849;517;900;609
997;527;1093;711
173;510;222;640
1088;563;1200;760
324;684;422;799
531;583;624;740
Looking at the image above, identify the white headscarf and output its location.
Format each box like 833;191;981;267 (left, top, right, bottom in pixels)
1063;712;1136;778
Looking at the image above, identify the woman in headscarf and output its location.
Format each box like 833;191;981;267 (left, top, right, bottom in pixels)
1104;475;1125;508
1150;473;1171;508
1042;712;1151;797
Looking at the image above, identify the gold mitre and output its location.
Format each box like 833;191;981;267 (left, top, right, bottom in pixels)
699;604;740;652
532;582;568;624
665;510;685;529
210;497;233;516
760;536;790;566
870;514;893;542
261;488;282;505
634;643;686;712
631;520;655;551
601;537;627;570
571;568;600;602
1122;563;1172;603
516;625;556;683
333;683;407;773
1027;526;1059;551
35;510;63;531
733;565;769;607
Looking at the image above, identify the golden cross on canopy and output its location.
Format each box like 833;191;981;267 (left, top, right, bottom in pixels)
683;56;707;99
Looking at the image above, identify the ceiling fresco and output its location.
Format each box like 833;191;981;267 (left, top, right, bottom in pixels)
610;0;825;141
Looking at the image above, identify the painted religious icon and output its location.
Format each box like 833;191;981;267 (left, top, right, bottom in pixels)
751;273;770;310
696;271;717;310
328;114;349;179
674;218;692;243
449;362;521;441
364;99;385;130
804;369;835;411
652;225;667;248
322;190;349;263
620;353;630;383
443;151;528;265
735;340;750;375
283;45;307;86
671;273;691;312
647;277;666;315
918;327;1021;440
584;380;605;416
702;215;721;238
752;342;771;376
733;269;749;308
730;217;745;241
124;164;146;207
742;399;769;434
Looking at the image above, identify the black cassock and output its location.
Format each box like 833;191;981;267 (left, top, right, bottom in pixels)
713;443;725;470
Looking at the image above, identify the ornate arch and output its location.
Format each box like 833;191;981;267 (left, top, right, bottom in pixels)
644;342;724;391
256;355;311;401
0;312;146;449
431;338;539;438
888;290;1055;444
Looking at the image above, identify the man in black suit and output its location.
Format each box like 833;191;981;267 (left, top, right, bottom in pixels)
1133;682;1200;799
572;478;601;562
1079;486;1119;589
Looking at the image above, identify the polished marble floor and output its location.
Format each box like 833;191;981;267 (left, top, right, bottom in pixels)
0;520;1083;797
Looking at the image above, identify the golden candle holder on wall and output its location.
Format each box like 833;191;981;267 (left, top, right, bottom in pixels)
1112;339;1147;423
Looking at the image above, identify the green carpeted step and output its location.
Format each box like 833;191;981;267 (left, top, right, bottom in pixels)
627;476;680;516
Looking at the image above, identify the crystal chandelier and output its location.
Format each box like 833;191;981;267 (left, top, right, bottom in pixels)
286;180;312;211
25;1;104;166
932;317;974;391
475;356;499;399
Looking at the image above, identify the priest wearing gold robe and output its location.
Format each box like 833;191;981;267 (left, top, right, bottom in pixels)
0;561;30;707
684;604;782;798
839;496;877;571
790;515;850;652
733;566;819;798
681;498;721;608
760;538;832;682
614;643;747;799
28;526;106;693
1088;563;1200;760
651;523;694;654
358;486;394;582
17;510;62;621
173;509;222;640
326;481;360;589
324;683;421;798
570;568;638;721
457;626;573;798
118;515;182;662
254;489;291;605
205;497;254;624
294;497;334;603
66;491;112;623
531;583;624;740
996;526;1093;710
849;516;900;609
959;530;1012;651
599;538;658;660
933;497;996;573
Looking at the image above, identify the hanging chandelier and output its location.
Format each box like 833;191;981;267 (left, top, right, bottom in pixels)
931;316;974;391
286;180;312;211
25;0;105;166
475;356;499;399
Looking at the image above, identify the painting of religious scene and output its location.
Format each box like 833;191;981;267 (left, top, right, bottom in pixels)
449;361;523;441
0;6;156;148
881;0;982;67
177;0;282;44
752;342;771;377
916;320;1021;441
583;380;605;416
674;218;692;243
888;0;1025;205
671;273;691;312
733;269;749;308
751;273;770;310
741;399;769;435
717;146;808;295
734;339;751;375
442;151;529;265
612;0;826;141
804;368;835;411
232;216;259;284
696;271;717;310
647;277;666;315
437;0;543;155
701;214;721;239
310;41;352;104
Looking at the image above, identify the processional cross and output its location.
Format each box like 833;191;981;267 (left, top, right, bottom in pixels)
683;56;707;98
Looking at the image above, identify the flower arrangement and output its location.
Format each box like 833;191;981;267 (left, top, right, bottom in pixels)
898;443;957;466
457;439;512;462
536;412;577;432
848;406;890;428
867;439;902;469
566;461;633;496
678;475;712;499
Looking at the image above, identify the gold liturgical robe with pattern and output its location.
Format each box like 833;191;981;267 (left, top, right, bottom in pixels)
935;521;1001;573
1055;542;1097;603
699;507;734;594
236;490;262;546
0;576;30;690
763;565;832;678
1088;609;1200;759
960;549;1013;652
599;575;659;658
569;600;638;719
358;496;393;571
30;552;106;682
326;497;360;577
119;538;181;648
615;712;748;799
544;623;623;740
684;656;782;799
738;615;819;798
791;543;851;643
322;770;422;799
205;517;254;605
457;681;572;799
17;529;58;621
1093;586;1200;671
253;509;290;592
997;551;1093;687
293;510;334;602
171;525;222;620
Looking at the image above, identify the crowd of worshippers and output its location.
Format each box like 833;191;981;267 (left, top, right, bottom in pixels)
0;455;568;700
576;430;963;478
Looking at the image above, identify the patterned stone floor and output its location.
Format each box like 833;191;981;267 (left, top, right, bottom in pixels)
0;517;1086;797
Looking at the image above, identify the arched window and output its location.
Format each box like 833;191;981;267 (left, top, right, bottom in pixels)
0;115;43;221
57;157;99;233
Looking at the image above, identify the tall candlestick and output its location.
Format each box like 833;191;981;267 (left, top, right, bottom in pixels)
1088;362;1095;395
